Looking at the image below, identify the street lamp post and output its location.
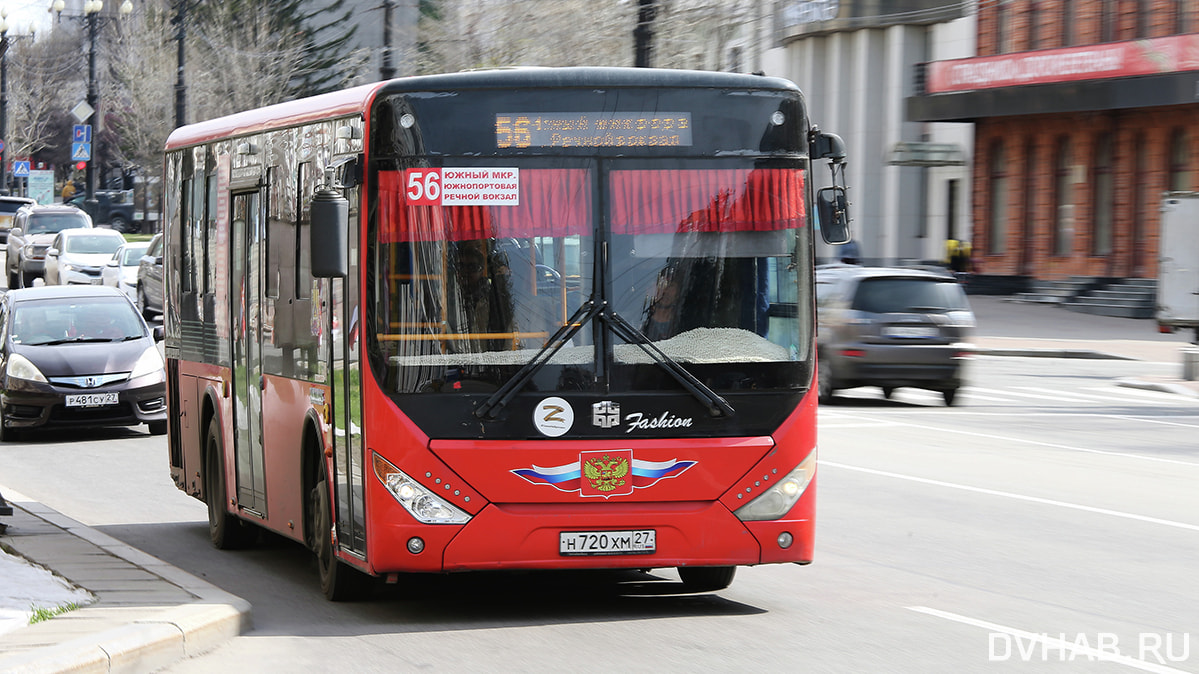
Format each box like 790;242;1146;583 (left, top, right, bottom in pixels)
53;0;133;202
0;10;35;196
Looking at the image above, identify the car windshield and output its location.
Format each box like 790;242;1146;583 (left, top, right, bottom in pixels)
27;214;88;235
120;246;148;265
851;277;971;314
11;297;145;345
0;202;29;215
64;234;123;255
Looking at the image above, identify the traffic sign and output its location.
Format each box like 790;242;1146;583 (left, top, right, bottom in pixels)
13;161;30;177
71;142;92;161
72;125;92;143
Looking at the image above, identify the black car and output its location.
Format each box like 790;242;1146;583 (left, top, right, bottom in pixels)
0;285;167;439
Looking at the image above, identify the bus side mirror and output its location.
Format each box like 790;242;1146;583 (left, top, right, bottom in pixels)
817;186;851;245
310;187;348;278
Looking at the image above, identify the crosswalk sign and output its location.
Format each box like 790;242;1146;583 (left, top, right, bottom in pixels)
71;142;92;161
12;160;29;177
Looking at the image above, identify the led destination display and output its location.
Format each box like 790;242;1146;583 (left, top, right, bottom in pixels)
496;112;692;148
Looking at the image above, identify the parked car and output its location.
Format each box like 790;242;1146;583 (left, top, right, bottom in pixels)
136;233;163;319
5;205;93;288
0;196;36;247
65;190;137;234
44;228;127;286
101;241;150;301
0;285;167;440
815;264;975;405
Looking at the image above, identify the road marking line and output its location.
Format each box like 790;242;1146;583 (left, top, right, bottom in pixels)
818;414;1199;466
1085;385;1196;403
820;461;1199;532
907;607;1191;674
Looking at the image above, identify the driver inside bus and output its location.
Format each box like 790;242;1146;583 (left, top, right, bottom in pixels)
642;264;684;341
449;243;514;351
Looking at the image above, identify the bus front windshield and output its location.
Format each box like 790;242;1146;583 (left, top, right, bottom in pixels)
369;160;811;397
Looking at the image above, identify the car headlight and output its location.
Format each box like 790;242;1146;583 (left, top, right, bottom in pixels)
372;452;471;524
6;353;48;383
23;244;38;258
62;263;79;273
734;451;816;521
130;346;164;379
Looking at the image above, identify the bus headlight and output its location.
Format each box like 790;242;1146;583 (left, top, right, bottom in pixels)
372;453;471;525
734;451;816;521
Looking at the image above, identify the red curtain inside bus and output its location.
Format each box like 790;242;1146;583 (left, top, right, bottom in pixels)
377;167;805;242
377;169;590;242
610;169;805;235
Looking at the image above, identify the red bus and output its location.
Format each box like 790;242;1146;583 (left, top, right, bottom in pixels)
163;67;851;600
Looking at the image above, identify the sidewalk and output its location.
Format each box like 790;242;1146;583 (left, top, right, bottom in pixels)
0;488;250;674
0;294;1195;674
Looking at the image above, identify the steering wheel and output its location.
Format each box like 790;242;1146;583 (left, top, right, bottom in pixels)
535;264;562;285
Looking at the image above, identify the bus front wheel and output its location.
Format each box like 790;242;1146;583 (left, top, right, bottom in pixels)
205;419;256;550
678;566;736;592
310;475;372;601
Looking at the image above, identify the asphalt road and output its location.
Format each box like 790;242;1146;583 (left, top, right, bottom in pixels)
2;349;1196;672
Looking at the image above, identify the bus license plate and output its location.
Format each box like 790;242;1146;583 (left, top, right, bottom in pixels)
560;530;656;556
65;393;119;407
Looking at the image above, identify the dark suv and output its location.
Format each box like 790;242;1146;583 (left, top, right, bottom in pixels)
5;205;93;288
815;265;975;405
66;190;136;233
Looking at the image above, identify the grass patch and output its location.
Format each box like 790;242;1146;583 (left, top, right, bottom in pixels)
28;602;82;625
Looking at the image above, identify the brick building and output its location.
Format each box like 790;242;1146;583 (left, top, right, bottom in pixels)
908;1;1197;285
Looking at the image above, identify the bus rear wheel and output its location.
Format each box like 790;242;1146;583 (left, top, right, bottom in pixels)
310;475;372;601
205;419;256;550
678;566;736;592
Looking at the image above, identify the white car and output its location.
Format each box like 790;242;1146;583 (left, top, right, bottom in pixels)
101;241;150;300
43;228;127;286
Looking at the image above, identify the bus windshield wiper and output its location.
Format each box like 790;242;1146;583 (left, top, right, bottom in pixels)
475;301;734;421
475;300;603;420
601;310;734;419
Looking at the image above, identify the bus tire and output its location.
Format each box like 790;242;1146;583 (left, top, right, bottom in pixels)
205;419;256;550
310;474;372;601
678;566;736;592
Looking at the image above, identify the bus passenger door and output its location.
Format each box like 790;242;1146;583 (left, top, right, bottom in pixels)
230;190;267;516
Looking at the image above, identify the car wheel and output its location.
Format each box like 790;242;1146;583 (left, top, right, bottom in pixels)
881;387;895;399
817;355;836;404
678;566;736;592
310;472;372;601
109;215;130;233
147;420;168;436
205;418;257;550
942;388;958;406
7;268;16;289
138;287;153;320
19;270;35;288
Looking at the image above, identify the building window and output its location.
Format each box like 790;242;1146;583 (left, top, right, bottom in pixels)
1092;134;1113;256
1053;137;1073;256
996;1;1010;54
1169;128;1190;191
1135;0;1151;38
1028;1;1041;50
1176;0;1189;34
1061;0;1075;46
989;141;1008;254
1100;0;1116;43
